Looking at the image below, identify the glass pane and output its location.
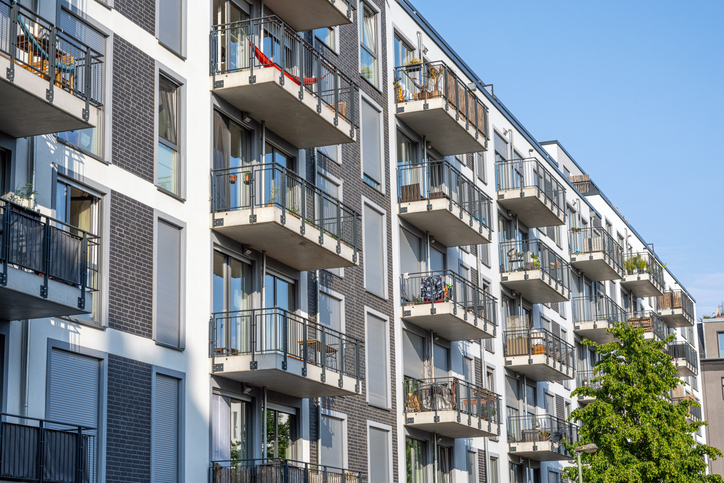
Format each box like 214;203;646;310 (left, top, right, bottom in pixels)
719;333;724;358
433;344;448;377
361;6;376;52
230;399;249;460
158;77;178;145
360;48;377;85
158;143;178;193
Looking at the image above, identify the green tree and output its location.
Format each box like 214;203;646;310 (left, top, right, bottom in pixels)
564;322;723;483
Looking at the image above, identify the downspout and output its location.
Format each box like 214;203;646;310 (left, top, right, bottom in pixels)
477;250;490;483
314;148;322;465
263;386;268;460
262;248;267;460
20;137;36;418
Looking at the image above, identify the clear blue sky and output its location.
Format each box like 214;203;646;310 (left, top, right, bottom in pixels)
405;0;724;317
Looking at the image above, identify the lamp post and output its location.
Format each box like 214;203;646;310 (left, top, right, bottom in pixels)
574;444;598;483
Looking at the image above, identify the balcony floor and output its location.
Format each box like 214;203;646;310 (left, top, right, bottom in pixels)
497;188;565;228
210;352;360;398
500;270;570;304
398;198;492;247
400;304;495;341
405;410;499;438
621;274;663;298
0;265;91;320
570;253;623;281
504;355;575;381
211;206;357;272
508;441;572;462
262;0;352;31
673;359;697;378
659;309;694;328
395;97;486;155
573;320;615;344
211;67;355;149
0;56;98;137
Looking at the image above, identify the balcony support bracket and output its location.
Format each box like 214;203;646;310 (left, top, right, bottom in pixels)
214;80;224;89
213;363;224;372
40;284;48;299
248;75;256;84
77;296;85;310
250;361;258;370
214;218;224;227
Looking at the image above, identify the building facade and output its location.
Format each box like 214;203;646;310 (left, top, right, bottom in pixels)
699;310;724;476
0;0;706;482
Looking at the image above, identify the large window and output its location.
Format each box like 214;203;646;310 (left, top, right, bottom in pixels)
394;34;413;68
320;413;345;468
315;27;337;51
437;446;452;483
366;311;389;408
266;409;296;459
363;202;385;297
213;250;251;352
466;451;476;483
158;0;183;54
406;438;426;483
359;3;378;86
368;426;390;483
153;372;183;483
319;291;343;332
156;219;183;348
212;394;250;462
718;332;724;358
362;100;382;189
489;457;499;483
158;75;181;195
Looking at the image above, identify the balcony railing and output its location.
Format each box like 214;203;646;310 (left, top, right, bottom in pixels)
210;459;367;483
397;159;492;227
0;0;104;113
403;377;501;425
503;328;576;372
673;395;701;421
0;413;96;483
211;163;361;256
576;369;602;391
210;16;357;131
0;198;100;304
507;414;578;448
572;294;626;325
627;310;667;341
658;290;695;321
570;227;623;270
667;341;698;371
210;308;362;381
394;60;489;142
623;251;664;285
499;239;571;290
496;158;566;216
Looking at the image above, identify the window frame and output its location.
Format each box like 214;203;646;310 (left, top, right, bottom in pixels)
319;409;348;469
155;0;187;57
315;26;339;53
718;332;724;358
393;31;415;68
365;306;391;409
155;64;187;200
360;94;384;191
358;0;380;88
153;210;187;350
319;286;346;334
151;365;186;483
361;197;388;299
367;421;393;483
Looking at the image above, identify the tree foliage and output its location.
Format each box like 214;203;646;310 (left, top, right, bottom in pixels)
563;322;723;483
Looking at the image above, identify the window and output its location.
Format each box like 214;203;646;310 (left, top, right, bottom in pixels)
548;471;560;483
156;219;183;348
486;369;495;392
406;438;426;483
433;344;449;377
544;393;554;414
721;377;724;400
403;330;426;379
718;332;724;358
437;446;452;483
367;311;389;408
213;251;251;352
475;152;486;183
212;394;250;462
363;202;385;298
158;0;183;54
266;409;297;459
153;372;183;483
362;100;382;189
315;27;337;50
0;148;8;195
489;457;499;483
359;3;378;86
318;145;339;164
394;34;413;68
466;451;476;483
320;413;345;469
318;171;343;277
56;11;107;157
212;111;250;210
463;356;474;382
320;291;343;332
158;75;181;195
397;130;418;164
368;426;390;483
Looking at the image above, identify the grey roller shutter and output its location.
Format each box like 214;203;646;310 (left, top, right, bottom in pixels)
399;228;421;275
156;220;181;347
158;0;182;53
320;415;344;469
368;427;389;483
363;205;384;297
154;374;180;483
366;313;388;407
362;100;381;184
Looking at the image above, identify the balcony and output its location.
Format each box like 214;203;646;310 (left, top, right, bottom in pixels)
621;252;664;298
658;290;695;328
210;459;367;483
211;163;360;272
627;310;668;341
666;342;698;377
496;158;566;228
210;308;363;398
673;395;702;423
508;414;578;461
397;160;492;247
210;17;357;149
0;199;98;320
400;270;497;341
569;228;624;281
572;295;627;344
403;377;501;438
262;0;353;31
0;0;103;138
499;239;571;303
0;412;96;483
394;61;488;155
575;369;601;405
503;326;575;381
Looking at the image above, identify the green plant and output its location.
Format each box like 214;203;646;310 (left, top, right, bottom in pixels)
268;184;280;205
530;253;541;270
5;183;38;210
406;57;422;65
624;254;648;273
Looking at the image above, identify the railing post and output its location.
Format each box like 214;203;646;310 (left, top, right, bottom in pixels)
302;315;308;376
355;338;360;393
1;203;8;286
321;326;327;383
278;20;286;86
282;311;288;371
352;212;358;264
348;85;356;138
454;74;460;120
298;39;305;100
474;98;479;138
40;222;50;298
7;2;17;82
335;198;342;254
317;190;324;245
250;311;257;369
333;67;340;126
316;52;323;114
82;48;92;122
75;426;83;483
464;87;470;130
47;25;57;104
338;333;345;388
78;232;88;310
38;419;45;483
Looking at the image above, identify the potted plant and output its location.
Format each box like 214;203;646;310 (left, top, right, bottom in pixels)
394;80;405;103
530;253;541;270
4;183;39;214
267;184;280;207
538;430;551;441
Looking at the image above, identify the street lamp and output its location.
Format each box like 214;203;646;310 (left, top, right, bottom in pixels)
574;444;598;483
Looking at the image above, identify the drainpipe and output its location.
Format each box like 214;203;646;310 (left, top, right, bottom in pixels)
314;148;322;465
20;319;30;417
262;251;267;307
261;121;266;164
263;386;268;460
433;432;438;483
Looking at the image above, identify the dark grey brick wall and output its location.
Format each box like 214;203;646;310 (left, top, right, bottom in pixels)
556;394;565;420
108;191;154;337
112;37;155;183
106;355;152;483
478;451;486;483
114;0;155;35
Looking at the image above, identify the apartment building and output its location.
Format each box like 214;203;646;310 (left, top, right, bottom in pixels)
698;309;724;476
0;0;704;483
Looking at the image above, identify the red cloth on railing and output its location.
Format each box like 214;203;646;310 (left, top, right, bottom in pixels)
252;44;319;86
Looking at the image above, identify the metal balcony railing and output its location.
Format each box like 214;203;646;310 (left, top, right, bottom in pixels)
0;198;100;306
211;162;361;257
394;60;489;142
626;310;667;341
503;328;576;372
210;308;363;382
623;251;664;285
499;239;571;291
0;0;104;116
403;377;501;428
495;158;566;217
658;290;695;321
400;270;497;332
667;341;698;371
507;414;578;449
210;16;357;132
397;159;492;228
572;294;626;326
576;369;602;391
673;396;702;421
0;413;96;483
210;459;367;483
569;227;623;271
